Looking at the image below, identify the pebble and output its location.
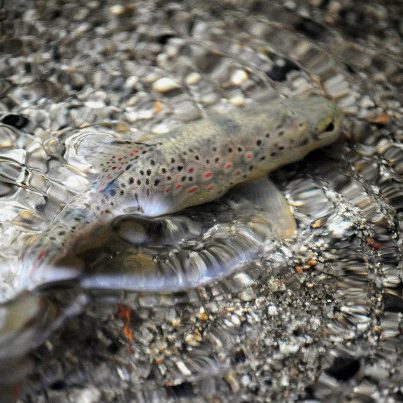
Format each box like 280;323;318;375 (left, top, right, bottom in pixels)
125;76;139;89
109;4;125;16
185;72;202;85
230;69;248;86
152;77;180;93
84;100;105;109
279;342;299;355
229;94;246;106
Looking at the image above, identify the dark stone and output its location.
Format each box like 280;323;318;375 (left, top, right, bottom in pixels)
2;113;30;129
266;59;300;82
325;356;360;381
383;294;403;313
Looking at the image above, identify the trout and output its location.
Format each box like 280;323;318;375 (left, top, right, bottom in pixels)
21;95;343;288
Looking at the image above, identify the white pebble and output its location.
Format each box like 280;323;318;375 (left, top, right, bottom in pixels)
185;72;201;85
125;76;139;88
231;69;248;86
110;5;125;16
78;388;101;403
229;94;246;106
84;101;105;109
152;77;180;93
279;342;299;355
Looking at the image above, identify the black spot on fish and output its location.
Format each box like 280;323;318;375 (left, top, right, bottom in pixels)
146;169;151;176
177;166;183;171
256;140;262;146
137;180;141;185
154;179;160;186
125;164;132;171
297;137;309;147
128;177;134;184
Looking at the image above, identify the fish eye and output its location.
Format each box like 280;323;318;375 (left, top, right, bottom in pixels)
322;121;335;132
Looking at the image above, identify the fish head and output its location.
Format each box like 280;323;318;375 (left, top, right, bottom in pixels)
290;96;343;152
309;96;343;144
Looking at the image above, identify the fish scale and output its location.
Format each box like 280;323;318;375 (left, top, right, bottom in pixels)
20;95;343;290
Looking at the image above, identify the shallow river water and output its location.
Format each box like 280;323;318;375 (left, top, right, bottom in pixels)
0;1;402;401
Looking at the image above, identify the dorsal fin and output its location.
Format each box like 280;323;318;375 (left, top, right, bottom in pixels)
68;125;158;191
90;140;156;191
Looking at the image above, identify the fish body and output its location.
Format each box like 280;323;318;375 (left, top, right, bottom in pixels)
22;95;343;287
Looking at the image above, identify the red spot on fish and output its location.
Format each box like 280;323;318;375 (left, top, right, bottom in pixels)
37;249;46;261
188;186;198;193
235;170;241;176
129;149;139;156
224;162;232;170
204;171;213;179
175;184;183;189
188;167;195;173
165;187;171;192
245;152;253;160
206;184;215;191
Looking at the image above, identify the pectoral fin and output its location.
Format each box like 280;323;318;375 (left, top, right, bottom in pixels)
230;177;296;239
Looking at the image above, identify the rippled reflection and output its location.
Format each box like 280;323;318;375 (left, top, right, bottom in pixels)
0;0;401;401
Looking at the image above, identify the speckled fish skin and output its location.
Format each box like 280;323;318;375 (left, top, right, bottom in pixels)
97;96;342;216
22;95;343;286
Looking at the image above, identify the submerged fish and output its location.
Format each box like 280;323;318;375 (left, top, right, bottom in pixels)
21;95;343;289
